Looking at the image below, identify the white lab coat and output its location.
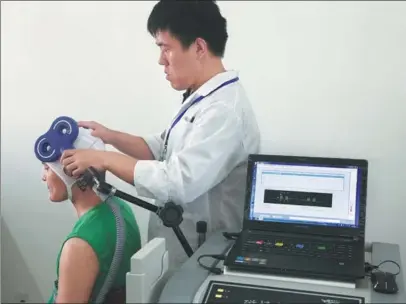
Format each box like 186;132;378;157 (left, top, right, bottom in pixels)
133;70;260;272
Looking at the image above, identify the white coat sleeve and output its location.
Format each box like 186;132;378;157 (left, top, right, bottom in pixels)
133;102;242;205
142;130;165;160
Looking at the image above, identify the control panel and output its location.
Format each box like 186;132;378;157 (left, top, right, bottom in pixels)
202;281;364;304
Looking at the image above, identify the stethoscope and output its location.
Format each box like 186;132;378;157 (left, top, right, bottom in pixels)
160;76;239;161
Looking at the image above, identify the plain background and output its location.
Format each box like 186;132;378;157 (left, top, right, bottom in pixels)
1;1;406;302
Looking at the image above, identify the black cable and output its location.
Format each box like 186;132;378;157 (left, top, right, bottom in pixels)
196;232;239;274
365;260;401;277
197;254;225;275
222;231;240;241
376;260;401;275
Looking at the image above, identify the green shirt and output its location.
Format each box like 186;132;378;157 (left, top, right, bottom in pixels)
48;197;141;303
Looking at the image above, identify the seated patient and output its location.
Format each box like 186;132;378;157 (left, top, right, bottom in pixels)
37;127;141;303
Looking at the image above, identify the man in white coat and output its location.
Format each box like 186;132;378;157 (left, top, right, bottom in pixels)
61;0;260;273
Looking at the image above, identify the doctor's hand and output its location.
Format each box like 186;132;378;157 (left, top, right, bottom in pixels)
78;121;114;144
61;149;107;178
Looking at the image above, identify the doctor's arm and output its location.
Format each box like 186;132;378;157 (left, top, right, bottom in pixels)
132;102;243;204
55;238;99;303
78;120;158;161
104;130;157;161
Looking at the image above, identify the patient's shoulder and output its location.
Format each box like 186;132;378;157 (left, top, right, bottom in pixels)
62;237;98;262
57;238;99;302
59;238;99;277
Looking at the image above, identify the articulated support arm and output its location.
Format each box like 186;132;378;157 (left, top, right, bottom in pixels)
82;167;194;257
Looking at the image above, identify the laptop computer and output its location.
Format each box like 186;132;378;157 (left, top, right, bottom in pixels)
224;154;368;282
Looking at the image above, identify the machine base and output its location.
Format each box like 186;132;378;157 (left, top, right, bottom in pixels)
202;281;365;304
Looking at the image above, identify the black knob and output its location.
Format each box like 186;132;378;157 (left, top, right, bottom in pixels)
196;221;207;233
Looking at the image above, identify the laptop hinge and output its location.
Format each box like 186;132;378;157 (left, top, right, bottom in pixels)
339;235;361;241
249;229;360;241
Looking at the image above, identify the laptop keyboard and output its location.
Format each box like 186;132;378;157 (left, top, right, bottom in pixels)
242;235;353;260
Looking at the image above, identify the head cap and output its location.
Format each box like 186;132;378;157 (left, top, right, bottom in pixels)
35;116;105;200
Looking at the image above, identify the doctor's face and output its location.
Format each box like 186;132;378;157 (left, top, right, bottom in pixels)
155;30;200;91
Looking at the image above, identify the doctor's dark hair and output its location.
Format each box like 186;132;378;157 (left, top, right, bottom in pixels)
147;0;228;58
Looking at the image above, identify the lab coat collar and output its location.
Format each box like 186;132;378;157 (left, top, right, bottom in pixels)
182;70;239;105
182;89;192;103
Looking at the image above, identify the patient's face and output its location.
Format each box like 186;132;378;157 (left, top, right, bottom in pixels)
42;164;68;202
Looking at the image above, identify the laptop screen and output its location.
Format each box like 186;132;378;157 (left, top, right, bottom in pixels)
248;160;362;228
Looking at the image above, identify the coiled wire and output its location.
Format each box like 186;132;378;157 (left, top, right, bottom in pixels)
93;198;126;303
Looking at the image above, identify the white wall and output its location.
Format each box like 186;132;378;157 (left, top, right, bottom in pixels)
2;1;406;302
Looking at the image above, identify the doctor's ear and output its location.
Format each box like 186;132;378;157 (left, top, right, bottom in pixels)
194;37;209;59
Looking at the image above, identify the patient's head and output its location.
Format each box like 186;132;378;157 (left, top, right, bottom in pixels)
35;119;106;204
42;162;67;202
41;161;106;203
